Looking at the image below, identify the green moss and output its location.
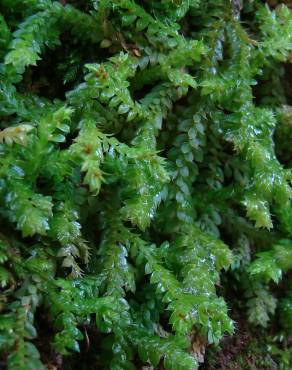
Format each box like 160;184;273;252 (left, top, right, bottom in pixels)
0;1;291;369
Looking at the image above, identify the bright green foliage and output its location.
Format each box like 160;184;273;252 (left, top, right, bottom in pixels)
248;239;292;284
0;0;291;369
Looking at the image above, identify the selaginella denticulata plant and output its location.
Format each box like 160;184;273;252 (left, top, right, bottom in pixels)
0;0;291;369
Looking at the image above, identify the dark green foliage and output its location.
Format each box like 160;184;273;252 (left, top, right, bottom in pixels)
0;0;291;369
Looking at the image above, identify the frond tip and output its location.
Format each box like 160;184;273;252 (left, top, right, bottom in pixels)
0;124;33;146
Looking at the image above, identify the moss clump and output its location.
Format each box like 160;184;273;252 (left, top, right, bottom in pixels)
0;1;291;369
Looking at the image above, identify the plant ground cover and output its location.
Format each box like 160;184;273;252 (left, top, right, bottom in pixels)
0;0;291;369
